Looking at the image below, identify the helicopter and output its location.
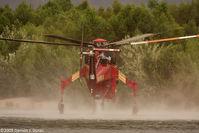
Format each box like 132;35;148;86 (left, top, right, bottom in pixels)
0;30;199;114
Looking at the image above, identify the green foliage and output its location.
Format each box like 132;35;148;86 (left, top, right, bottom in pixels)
184;19;199;35
54;0;73;11
104;7;113;20
76;0;89;10
36;0;61;24
97;7;105;17
112;0;122;15
0;5;15;33
109;5;132;40
127;6;154;34
148;0;159;9
0;27;21;59
15;2;35;25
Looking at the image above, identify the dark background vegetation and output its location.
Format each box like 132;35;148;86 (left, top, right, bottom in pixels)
0;0;193;9
0;0;199;109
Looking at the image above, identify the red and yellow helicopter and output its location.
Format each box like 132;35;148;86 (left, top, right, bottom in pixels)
0;30;199;114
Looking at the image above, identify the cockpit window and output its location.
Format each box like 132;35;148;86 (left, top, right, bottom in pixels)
96;42;102;47
93;39;107;47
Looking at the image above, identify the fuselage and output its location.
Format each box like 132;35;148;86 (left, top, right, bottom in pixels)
84;63;117;99
83;39;118;99
61;39;119;100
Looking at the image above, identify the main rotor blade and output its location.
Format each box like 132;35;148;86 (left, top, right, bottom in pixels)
131;35;199;45
0;37;80;46
44;34;93;46
110;27;184;46
110;33;156;46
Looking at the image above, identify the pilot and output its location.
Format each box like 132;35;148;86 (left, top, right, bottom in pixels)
96;42;103;47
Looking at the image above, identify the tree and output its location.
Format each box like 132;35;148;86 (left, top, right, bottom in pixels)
36;0;61;24
184;19;199;35
0;5;15;33
76;0;89;10
148;0;159;10
151;1;177;35
109;5;132;39
175;2;190;25
55;0;73;11
15;1;35;25
2;5;14;26
104;7;113;20
0;27;21;60
127;6;155;35
98;7;105;18
112;0;122;15
0;15;10;33
196;0;199;25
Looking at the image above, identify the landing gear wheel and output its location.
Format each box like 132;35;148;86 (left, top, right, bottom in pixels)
59;103;64;114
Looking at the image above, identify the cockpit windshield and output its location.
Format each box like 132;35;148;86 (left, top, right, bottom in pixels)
93;39;107;47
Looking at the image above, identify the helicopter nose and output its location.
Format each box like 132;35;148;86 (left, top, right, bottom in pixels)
95;93;101;99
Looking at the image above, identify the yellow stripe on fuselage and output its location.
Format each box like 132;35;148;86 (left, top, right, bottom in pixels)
119;71;126;84
72;71;80;82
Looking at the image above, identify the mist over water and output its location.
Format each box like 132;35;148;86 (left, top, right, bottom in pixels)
0;96;199;133
0;85;198;133
0;96;198;121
